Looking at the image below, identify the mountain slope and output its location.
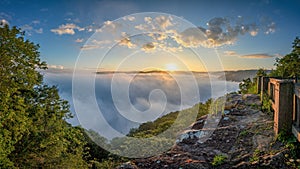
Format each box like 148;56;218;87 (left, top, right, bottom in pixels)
117;94;299;169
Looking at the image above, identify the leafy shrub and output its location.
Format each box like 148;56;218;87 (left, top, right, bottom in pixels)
261;93;273;114
212;155;227;166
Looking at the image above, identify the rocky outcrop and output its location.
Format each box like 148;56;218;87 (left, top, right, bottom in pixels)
117;93;298;169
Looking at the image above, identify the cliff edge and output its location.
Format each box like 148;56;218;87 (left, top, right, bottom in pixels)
118;93;298;169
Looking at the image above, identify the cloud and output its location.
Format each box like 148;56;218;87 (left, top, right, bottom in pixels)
80;45;99;50
249;30;258;36
223;51;274;59
92;39;111;45
75;38;84;43
116;32;136;49
20;20;43;35
224;50;238;56
32;20;40;24
65;17;80;23
158;43;183;53
132;15;264;48
35;28;43;34
265;22;276;34
173;27;207;48
48;64;64;69
240;53;274;59
260;16;276;34
142;42;156;52
123;16;135;21
21;24;33;31
171;16;275;48
0;19;9;26
118;37;136;49
97;20;121;33
144;16;152;24
83;15;275;53
51;23;85;35
198;17;262;47
80;39;113;50
44;71;239;139
135;16;173;32
155;15;173;29
134;24;147;31
22;25;43;34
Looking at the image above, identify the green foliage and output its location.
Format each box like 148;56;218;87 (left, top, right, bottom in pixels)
239;78;254;94
277;132;300;158
239;130;249;137
127;101;211;138
239;68;268;94
109;136;174;158
92;158;121;169
250;149;261;162
117;100;213;158
270;37;300;78
211;155;227;166
261;93;273;114
0;25;88;168
256;68;267;77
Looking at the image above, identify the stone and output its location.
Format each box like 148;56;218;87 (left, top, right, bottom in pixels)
176;129;205;144
224;110;230;115
253;135;273;151
191;115;207;129
225;100;239;110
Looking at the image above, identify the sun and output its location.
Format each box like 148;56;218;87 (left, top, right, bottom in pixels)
165;63;178;71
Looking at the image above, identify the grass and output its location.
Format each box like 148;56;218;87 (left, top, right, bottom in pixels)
250;149;261;163
212;155;227;166
239;130;249;137
261;93;273;115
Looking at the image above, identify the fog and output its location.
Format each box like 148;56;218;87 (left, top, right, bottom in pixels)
43;70;239;139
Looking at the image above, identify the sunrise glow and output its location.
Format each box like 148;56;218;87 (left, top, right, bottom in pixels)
165;63;178;71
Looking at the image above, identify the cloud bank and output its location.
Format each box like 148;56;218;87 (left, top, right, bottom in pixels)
44;71;239;139
77;14;277;53
240;53;274;59
224;50;274;59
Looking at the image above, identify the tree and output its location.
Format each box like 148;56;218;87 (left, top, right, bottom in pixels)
270;37;300;78
256;68;267;77
0;25;87;168
239;78;253;94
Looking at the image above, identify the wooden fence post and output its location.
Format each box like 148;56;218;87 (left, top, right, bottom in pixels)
257;76;262;94
260;76;269;101
292;83;300;141
272;79;294;135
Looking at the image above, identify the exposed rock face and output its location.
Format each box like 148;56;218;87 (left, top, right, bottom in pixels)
117;94;296;169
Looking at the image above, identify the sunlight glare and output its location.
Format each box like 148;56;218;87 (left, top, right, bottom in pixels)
165;63;178;71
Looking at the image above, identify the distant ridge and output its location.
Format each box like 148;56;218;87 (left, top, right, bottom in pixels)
95;70;208;75
222;69;271;82
95;69;271;82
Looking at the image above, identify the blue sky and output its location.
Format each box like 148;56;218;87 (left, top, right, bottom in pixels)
1;0;300;71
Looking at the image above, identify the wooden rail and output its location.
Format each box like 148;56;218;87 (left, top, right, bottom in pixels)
258;76;300;141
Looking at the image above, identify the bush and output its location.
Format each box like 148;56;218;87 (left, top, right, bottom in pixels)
261;93;273;114
212;155;227;166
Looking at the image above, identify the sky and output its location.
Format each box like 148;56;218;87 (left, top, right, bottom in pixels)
1;0;300;71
